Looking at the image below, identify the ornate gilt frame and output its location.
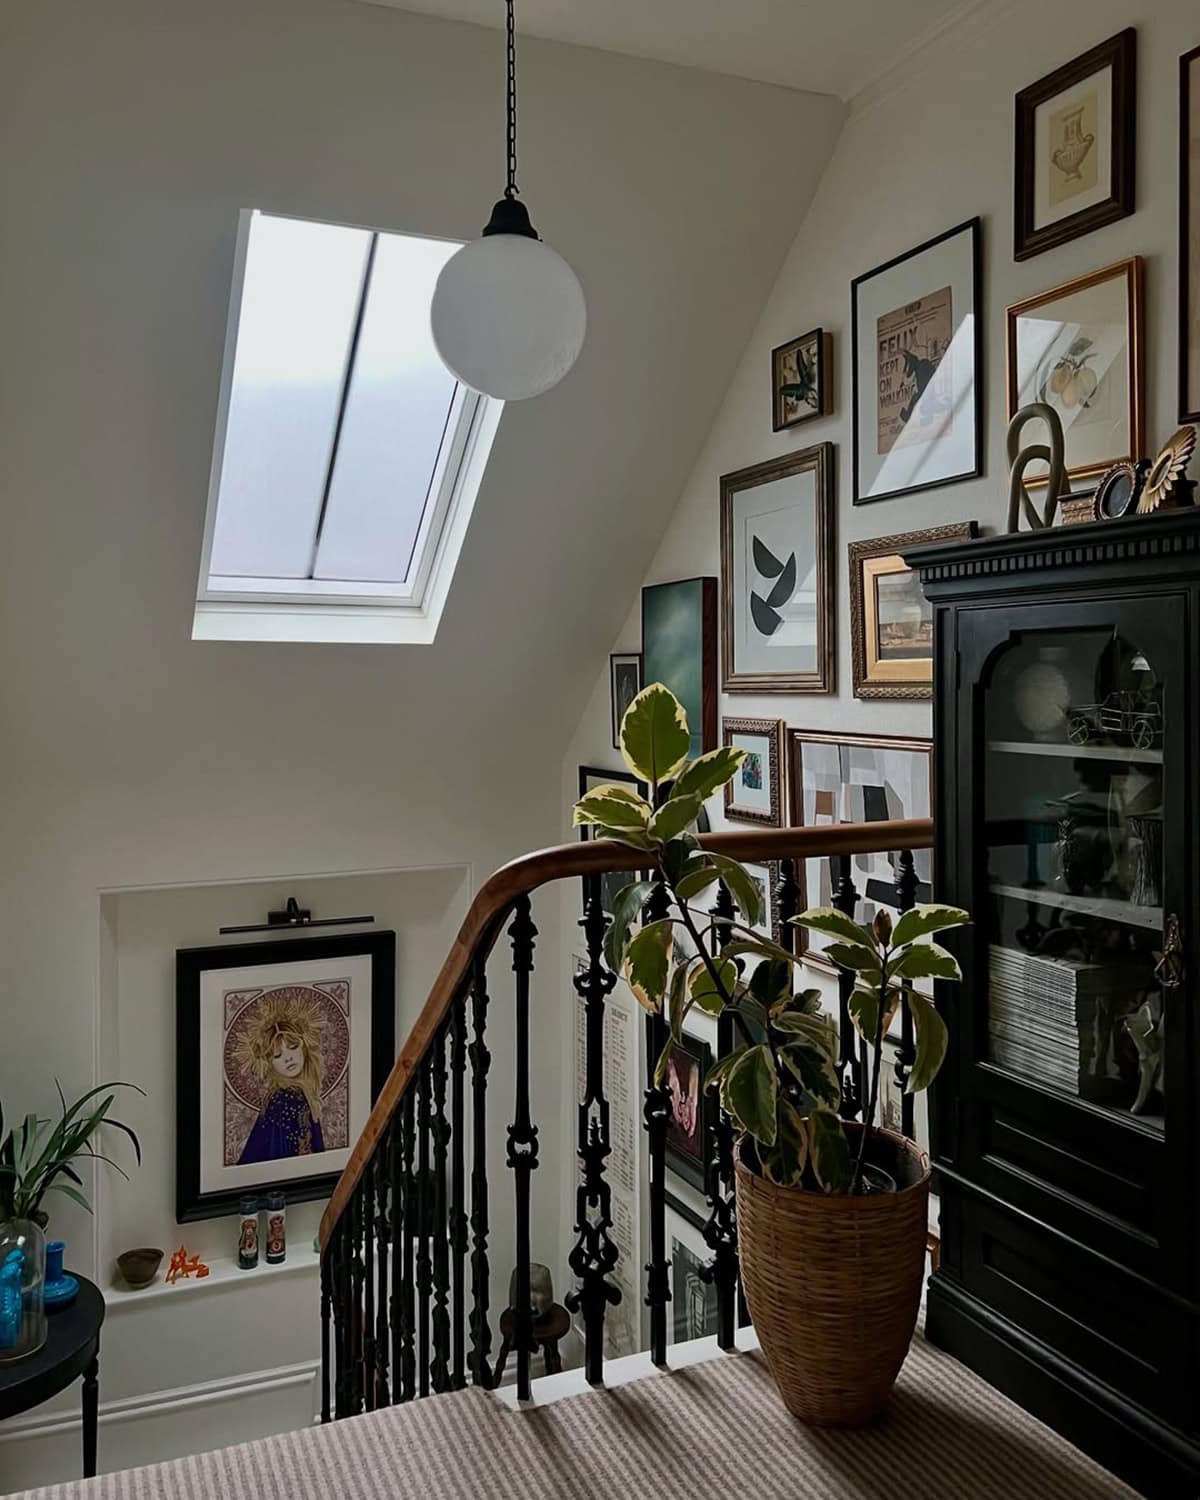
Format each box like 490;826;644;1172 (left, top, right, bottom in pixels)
721;716;785;826
848;523;976;700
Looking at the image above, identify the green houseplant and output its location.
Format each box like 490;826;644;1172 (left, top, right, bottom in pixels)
574;684;968;1424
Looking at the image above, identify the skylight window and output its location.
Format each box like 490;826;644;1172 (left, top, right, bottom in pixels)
194;210;502;644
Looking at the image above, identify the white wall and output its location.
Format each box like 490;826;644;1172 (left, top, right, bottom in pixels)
0;0;845;1487
558;0;1199;1313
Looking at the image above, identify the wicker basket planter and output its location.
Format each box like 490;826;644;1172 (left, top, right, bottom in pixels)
734;1125;931;1426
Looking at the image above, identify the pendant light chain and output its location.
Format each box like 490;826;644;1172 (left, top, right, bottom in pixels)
504;0;519;199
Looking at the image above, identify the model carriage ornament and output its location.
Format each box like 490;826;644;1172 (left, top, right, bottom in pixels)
1064;689;1163;751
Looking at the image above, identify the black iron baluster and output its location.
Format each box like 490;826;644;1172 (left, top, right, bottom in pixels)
430;1026;452;1394
332;1215;350;1419
468;953;494;1388
320;1246;332;1422
389;1109;404;1406
416;1060;432;1399
350;1190;366;1415
832;854;863;1120
363;1158;376;1412
643;874;672;1368
399;1091;417;1402
894;849;919;1141
506;897;540;1400
566;892;621;1385
374;1130;391;1408
450;991;468;1390
775;858;801;954
703;878;739;1351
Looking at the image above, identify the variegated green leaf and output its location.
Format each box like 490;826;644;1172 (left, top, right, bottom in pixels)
747;957;791;1009
762;1100;810;1186
809;1110;853;1193
689;957;737;1016
891;940;962;982
907;990;949;1092
573;785;652;830
666;962;690;1043
779;1041;841;1109
603;879;653;972
624;919;673;1010
650;793;704;842
892;904;971;947
675;863;720;902
670;745;746;805
620;683;691;786
824;940;883;975
705;1047;749;1095
790;906;872;945
719;935;799;968
847;984;900;1043
721;1045;778;1147
709;854;764;927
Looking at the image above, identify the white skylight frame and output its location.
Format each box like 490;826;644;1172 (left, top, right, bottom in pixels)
193;209;502;645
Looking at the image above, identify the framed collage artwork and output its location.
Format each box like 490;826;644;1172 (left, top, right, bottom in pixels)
175;931;396;1221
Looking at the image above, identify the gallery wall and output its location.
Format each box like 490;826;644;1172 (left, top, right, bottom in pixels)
0;0;845;1485
558;0;1200;1315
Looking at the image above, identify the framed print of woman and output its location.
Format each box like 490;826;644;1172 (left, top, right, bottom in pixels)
233;990;328;1163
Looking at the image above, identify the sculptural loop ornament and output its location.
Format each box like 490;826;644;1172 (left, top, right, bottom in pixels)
1006;403;1071;532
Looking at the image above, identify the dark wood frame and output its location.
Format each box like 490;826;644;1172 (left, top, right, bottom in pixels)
1182;46;1200;423
786;728;933;972
771;328;832;431
851;218;983;505
663;1028;714;1193
848;522;976;700
608;652;643;750
1014;28;1136;262
721;716;785;825
720;444;835;693
641;577;718;755
1005;257;1145;487
176;930;396;1222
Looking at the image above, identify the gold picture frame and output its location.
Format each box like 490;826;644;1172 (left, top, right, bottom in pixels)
848;523;976;700
1005;257;1144;487
721;716;785;826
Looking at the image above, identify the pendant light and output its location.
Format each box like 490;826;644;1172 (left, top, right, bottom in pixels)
430;0;586;401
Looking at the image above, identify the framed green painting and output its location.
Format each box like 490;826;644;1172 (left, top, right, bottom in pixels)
641;577;718;758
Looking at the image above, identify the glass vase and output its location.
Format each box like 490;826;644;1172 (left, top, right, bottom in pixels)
0;1218;48;1362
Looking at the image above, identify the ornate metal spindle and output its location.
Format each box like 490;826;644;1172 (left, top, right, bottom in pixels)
566;892;621;1385
349;1190;366;1415
320;1248;332;1422
333;1216;352;1418
416;1061;432;1399
703;878;739;1351
374;1129;391;1407
389;1109;404;1405
506;896;540;1401
363;1158;376;1412
430;1026;452;1394
399;1091;417;1402
832;854;863;1120
468;953;494;1387
450;992;468;1390
642;874;672;1368
894;849;920;1141
775;858;801;952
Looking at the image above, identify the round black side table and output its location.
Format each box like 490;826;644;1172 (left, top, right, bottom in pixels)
0;1277;104;1478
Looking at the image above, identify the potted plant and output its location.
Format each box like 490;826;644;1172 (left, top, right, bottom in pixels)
575;684;967;1425
0;1083;142;1361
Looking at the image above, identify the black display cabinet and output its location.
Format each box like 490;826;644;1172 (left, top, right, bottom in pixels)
907;512;1200;1500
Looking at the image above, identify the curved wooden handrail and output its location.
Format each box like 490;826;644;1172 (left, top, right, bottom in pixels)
318;817;934;1248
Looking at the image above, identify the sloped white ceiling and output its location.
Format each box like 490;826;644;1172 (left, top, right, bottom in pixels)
355;0;977;99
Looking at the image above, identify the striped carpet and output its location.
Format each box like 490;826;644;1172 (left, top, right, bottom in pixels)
11;1331;1140;1500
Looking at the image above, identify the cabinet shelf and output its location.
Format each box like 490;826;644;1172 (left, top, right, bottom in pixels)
989;881;1162;931
988;738;1163;765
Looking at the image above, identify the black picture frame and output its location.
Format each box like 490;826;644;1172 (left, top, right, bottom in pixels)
1014;29;1136;263
175;931;395;1222
772;327;832;431
609;652;643;750
663;1029;714;1193
577;764;648;914
850;217;982;506
1181;45;1200;423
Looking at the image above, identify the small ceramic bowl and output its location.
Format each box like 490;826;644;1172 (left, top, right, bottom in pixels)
117;1248;163;1289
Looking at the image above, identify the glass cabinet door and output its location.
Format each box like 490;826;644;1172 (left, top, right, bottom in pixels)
981;622;1171;1136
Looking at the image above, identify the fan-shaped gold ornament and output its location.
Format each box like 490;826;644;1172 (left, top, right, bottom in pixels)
1137;427;1197;513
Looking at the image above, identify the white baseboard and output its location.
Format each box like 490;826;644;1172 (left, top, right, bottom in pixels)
0;1360;319;1494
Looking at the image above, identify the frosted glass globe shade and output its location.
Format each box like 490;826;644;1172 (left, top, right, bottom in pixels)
431;233;586;401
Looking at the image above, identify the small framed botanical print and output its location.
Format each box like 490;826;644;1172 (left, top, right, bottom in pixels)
1181;46;1200;422
772;328;832;431
722;716;784;825
175;931;395;1222
720;443;834;693
1006;258;1144;486
851;219;981;504
848;523;976;700
609;652;642;749
1014;29;1136;262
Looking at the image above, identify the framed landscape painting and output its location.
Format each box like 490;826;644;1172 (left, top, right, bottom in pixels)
851;218;981;505
720;444;834;693
786;731;932;973
1182;46;1200;422
1014;29;1136;261
176;931;395;1221
642;578;718;758
848;522;975;699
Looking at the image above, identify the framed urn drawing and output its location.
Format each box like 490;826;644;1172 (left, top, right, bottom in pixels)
851;218;981;505
720;444;834;693
1014;29;1136;262
1007;258;1144;486
772;328;832;431
176;931;395;1221
1182;46;1200;422
787;730;932;972
722;716;784;825
848;523;976;699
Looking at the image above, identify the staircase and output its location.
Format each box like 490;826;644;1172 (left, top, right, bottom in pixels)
316;818;934;1415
